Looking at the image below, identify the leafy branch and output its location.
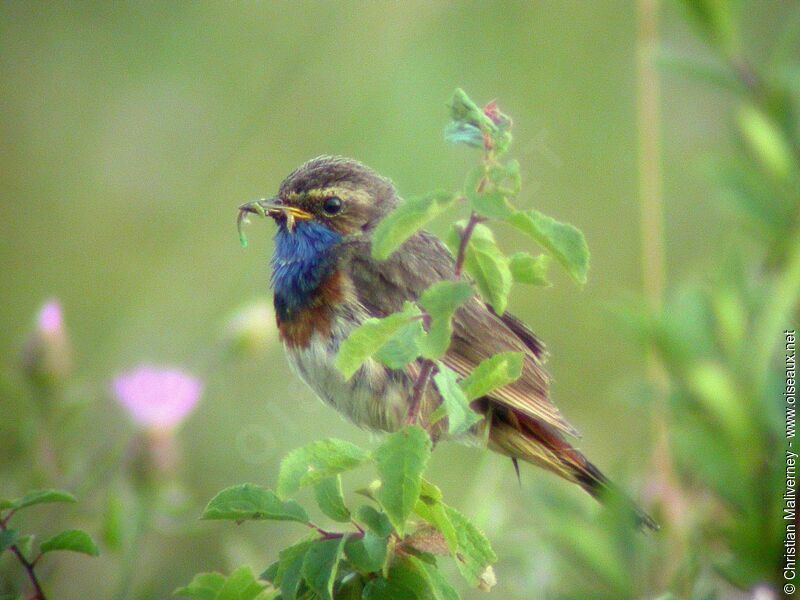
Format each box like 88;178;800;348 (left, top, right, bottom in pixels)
182;88;591;598
1;523;46;600
179;429;495;599
1;489;100;600
336;88;589;437
405;210;487;426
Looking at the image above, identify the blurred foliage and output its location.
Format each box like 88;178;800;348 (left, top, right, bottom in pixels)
535;0;799;597
1;488;99;599
189;430;494;600
1;1;797;598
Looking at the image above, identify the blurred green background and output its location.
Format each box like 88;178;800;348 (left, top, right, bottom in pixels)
1;2;796;598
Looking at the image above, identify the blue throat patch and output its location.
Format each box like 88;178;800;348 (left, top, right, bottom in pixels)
271;220;343;321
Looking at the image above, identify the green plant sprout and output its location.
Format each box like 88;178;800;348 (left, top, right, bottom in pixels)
1;489;99;600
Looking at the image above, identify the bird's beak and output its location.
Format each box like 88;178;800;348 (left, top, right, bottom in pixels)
238;198;313;232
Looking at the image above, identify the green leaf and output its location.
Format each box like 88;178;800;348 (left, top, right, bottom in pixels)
431;364;483;436
449;224;512;314
260;561;280;583
40;529;99;557
362;557;435;600
445;88;512;154
469;192;515;221
7;489;76;511
354;480;382;504
345;532;388;573
675;0;739;52
448;88;492;133
419;478;443;502
336;573;366;599
443;505;496;587
374;319;424;369
414;497;458;555
216;566;267;600
374;426;433;536
371;192;460;261
0;529;19;553
687;361;751;440
420;560;461;600
335;303;421;379
313;476;350;523
464;166;515;219
277;540;314;600
202;484;309;523
488;159;521;195
174;572;226;599
353;505;394;537
738;104;795;180
508;209;589;285
102;490;125;552
301;537;346;600
418;281;474;359
15;534;35;561
459;352;524;401
509;252;551;286
404;555;461;600
444;122;483;148
277;439;370;499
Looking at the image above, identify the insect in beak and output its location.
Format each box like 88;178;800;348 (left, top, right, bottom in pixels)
237;198;313;246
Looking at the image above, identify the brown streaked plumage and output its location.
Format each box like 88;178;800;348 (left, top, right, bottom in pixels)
254;155;658;530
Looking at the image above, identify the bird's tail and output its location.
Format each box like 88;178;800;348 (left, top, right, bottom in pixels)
489;411;659;531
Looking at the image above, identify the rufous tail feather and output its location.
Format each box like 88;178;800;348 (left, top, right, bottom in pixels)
489;411;659;531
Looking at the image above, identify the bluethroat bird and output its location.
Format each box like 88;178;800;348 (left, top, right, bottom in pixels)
243;155;657;530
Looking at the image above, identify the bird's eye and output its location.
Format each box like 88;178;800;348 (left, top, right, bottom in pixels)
322;196;343;216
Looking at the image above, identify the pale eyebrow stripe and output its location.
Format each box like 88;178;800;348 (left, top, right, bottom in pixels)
286;186;371;208
304;187;352;200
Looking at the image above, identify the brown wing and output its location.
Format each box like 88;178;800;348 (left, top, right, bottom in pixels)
444;298;579;438
346;231;580;438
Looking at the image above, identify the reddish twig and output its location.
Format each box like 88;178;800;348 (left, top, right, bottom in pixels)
406;360;435;425
405;209;483;426
306;522;363;541
351;520;365;534
0;521;46;600
454;211;484;279
1;510;16;528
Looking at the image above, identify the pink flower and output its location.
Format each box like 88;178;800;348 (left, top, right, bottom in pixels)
38;300;64;335
23;299;72;385
482;100;511;129
113;366;202;431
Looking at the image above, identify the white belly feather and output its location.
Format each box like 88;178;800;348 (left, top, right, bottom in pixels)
284;315;414;432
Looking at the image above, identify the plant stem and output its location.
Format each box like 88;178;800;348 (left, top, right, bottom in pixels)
636;0;688;589
307;522;362;541
113;489;152;600
636;0;665;310
0;521;46;600
406;360;434;425
406;209;483;426
454;212;483;279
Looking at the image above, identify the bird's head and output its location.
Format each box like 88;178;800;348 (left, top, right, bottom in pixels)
240;157;400;315
241;156;398;239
